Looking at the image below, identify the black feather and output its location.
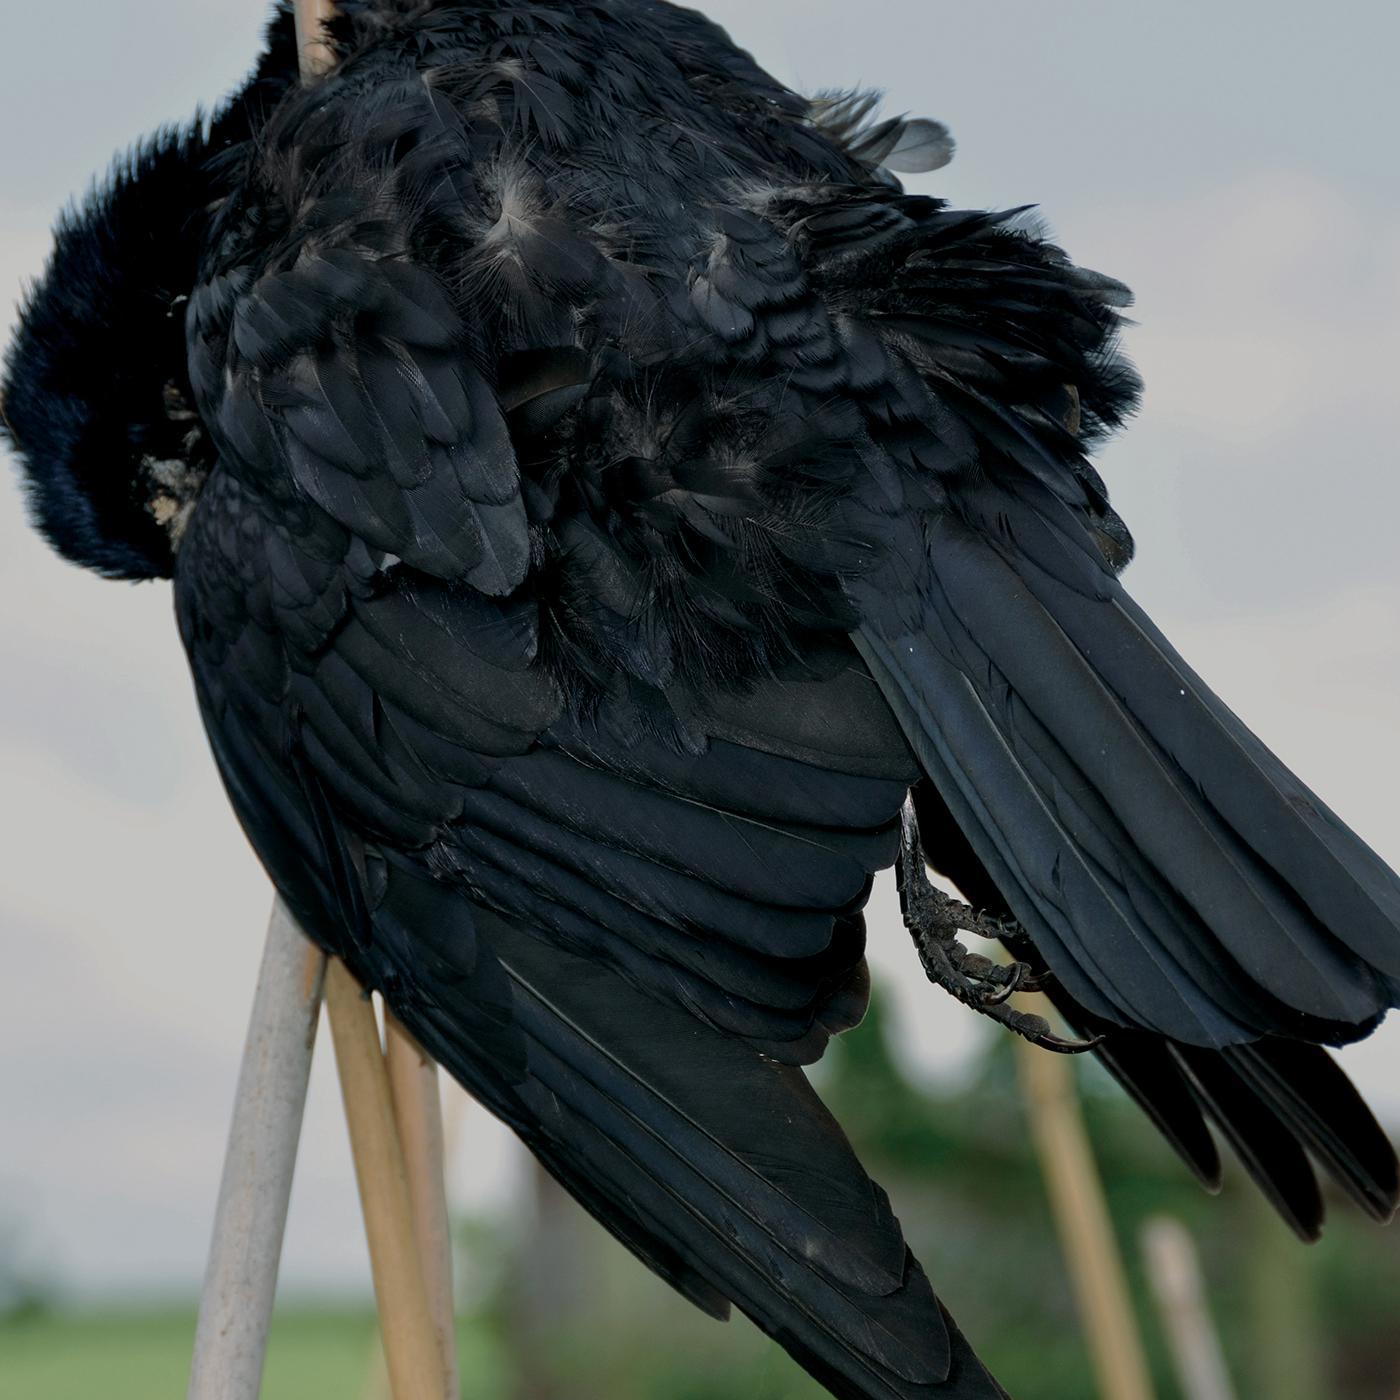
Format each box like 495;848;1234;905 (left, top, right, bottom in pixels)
6;4;1399;1398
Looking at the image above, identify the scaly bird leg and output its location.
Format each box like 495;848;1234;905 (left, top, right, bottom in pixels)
896;797;1100;1055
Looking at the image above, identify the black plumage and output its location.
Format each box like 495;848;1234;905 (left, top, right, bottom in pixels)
4;4;1398;1396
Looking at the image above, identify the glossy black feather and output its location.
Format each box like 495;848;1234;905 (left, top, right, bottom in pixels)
5;3;1399;1397
912;779;1398;1233
1223;1041;1399;1223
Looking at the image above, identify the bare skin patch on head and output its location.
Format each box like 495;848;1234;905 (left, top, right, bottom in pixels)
143;382;208;550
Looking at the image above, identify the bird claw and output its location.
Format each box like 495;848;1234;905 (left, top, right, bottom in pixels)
977;1002;1104;1055
896;797;1099;1055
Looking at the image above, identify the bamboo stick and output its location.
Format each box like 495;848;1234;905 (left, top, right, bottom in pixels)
386;1013;460;1399
293;0;338;79
1142;1216;1236;1400
1016;1036;1156;1400
356;1027;461;1400
187;900;328;1400
324;960;444;1400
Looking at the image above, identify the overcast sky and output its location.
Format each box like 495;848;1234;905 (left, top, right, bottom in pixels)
1;0;1397;1301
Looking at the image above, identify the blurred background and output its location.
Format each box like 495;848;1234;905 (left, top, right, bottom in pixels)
1;1;1397;1396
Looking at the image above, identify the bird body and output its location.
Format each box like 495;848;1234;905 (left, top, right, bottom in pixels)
5;4;1399;1396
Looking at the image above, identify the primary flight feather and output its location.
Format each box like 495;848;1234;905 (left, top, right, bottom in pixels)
4;3;1398;1395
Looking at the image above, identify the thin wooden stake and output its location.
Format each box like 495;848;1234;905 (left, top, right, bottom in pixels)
386;1014;460;1399
1142;1216;1236;1400
325;960;444;1400
293;0;338;80
1016;1036;1156;1400
187;900;328;1400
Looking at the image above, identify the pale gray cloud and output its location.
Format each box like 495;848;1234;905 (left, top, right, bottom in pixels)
2;0;1396;1300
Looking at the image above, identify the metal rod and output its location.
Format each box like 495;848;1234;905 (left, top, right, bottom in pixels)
187;900;328;1400
324;960;444;1400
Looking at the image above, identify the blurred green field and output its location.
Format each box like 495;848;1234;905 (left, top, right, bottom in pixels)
0;1309;375;1400
0;1308;514;1400
0;1303;809;1400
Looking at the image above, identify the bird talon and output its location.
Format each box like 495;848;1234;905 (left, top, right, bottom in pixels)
897;797;1099;1054
981;977;1020;1007
1036;1029;1105;1055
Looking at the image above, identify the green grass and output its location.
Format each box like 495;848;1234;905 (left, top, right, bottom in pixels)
0;1307;400;1400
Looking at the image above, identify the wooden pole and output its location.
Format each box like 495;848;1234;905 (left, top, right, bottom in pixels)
1141;1216;1236;1400
324;960;445;1400
1016;1037;1156;1400
293;0;338;79
359;1023;460;1400
386;1014;460;1399
187;901;328;1400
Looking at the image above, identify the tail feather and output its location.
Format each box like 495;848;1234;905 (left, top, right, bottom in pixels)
1223;1041;1398;1224
909;760;1400;1241
856;485;1400;1048
1086;1034;1223;1192
1033;555;1400;982
1174;1047;1325;1239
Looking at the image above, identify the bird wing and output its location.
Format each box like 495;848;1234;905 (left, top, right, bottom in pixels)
817;193;1400;1052
177;476;1011;1399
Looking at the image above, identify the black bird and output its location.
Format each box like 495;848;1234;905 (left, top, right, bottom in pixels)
5;4;1399;1396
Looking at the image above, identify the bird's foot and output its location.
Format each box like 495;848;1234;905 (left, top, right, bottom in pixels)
896;799;1100;1055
